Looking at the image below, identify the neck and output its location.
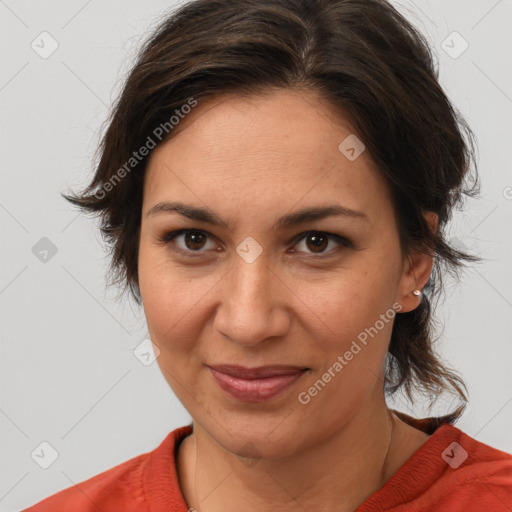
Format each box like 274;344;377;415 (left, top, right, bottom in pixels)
177;400;404;512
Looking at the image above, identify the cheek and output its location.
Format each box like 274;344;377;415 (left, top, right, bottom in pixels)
141;278;199;348
295;267;394;346
139;242;190;342
139;234;188;310
295;279;395;415
138;241;221;358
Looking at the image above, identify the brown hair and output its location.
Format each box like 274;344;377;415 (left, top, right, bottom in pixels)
63;0;480;422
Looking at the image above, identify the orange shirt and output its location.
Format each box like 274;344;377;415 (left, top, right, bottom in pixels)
24;416;512;511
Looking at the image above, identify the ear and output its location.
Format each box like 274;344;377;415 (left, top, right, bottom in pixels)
396;211;438;313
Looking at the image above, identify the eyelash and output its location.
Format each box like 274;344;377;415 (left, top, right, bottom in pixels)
157;229;352;259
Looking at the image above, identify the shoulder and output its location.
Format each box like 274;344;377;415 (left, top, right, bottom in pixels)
360;420;512;512
408;424;512;510
428;425;512;507
22;451;150;512
23;425;193;512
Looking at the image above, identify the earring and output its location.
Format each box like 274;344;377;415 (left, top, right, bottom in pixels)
412;289;422;296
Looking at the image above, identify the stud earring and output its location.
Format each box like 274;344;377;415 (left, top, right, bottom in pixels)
412;289;422;296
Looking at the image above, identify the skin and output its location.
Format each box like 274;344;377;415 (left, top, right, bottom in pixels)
138;88;437;511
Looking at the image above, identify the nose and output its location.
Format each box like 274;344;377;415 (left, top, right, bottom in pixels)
213;255;291;348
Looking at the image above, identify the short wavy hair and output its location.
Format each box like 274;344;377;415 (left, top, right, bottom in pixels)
63;0;481;424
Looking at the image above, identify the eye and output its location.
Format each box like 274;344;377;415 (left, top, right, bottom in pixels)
159;229;218;255
158;229;351;258
290;231;352;257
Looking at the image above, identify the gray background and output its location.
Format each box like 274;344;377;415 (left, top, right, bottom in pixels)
1;0;511;510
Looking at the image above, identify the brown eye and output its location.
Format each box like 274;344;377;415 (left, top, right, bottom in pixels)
291;231;351;256
161;229;216;253
305;233;329;253
160;229;351;259
183;231;207;250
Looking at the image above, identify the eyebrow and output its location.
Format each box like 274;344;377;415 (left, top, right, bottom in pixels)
146;201;369;229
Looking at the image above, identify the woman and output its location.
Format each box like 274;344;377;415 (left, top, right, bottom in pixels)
25;0;512;510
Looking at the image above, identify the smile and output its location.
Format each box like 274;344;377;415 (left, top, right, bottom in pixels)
208;365;309;402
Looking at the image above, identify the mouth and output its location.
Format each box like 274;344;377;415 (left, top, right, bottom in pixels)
207;364;309;402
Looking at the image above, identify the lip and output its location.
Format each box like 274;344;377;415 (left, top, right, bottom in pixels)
208;365;309;402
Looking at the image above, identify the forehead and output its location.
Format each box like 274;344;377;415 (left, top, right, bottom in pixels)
153;89;361;164
143;89;391;222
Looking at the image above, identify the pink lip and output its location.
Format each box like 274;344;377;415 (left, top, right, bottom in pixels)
208;365;308;402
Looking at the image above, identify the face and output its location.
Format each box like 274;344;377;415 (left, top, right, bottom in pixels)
138;89;427;459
